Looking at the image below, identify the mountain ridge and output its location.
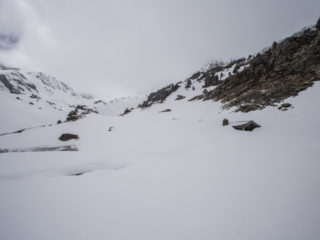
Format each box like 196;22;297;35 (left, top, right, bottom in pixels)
136;18;320;113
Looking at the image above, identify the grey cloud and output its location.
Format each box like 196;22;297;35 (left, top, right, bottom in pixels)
0;34;20;50
0;0;23;48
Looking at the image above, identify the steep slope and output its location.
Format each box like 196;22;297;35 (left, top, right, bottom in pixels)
0;65;89;132
138;19;320;113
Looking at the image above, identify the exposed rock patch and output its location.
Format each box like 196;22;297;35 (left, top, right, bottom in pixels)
175;95;186;100
278;103;293;111
139;83;180;108
94;100;107;105
233;121;261;131
120;108;133;116
159;109;171;113
59;133;79;141
66;105;98;122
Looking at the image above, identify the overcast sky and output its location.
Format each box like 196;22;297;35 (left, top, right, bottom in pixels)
0;0;319;99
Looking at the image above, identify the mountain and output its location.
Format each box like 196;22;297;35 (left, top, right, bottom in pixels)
137;20;320;113
0;18;320;240
0;63;146;132
0;65;89;132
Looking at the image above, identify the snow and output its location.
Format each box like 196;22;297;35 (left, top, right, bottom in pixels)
0;79;320;239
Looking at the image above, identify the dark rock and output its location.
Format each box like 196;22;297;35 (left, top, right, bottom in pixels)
278;103;292;111
108;127;114;132
29;102;34;105
30;94;40;99
14;129;25;134
59;133;79;141
0;74;23;94
57;120;62;124
203;74;219;88
185;79;192;89
188;95;203;101
222;119;229;126
190;72;201;79
93;100;106;105
159;109;171;113
272;41;278;49
317;17;320;30
233;121;261;131
120;108;132;116
47;101;56;106
69;171;88;176
175;95;186;100
203;89;209;95
66;105;98;122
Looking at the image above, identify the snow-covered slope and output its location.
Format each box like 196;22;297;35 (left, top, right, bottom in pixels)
93;95;146;116
0;65;145;133
1;19;320;240
0;81;320;240
0;67;87;132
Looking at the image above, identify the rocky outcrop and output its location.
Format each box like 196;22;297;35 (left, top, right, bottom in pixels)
66;105;98;122
59;133;79;141
139;83;180;108
0;72;37;94
233;121;261;131
120;108;133;116
137;18;320;113
203;21;320;112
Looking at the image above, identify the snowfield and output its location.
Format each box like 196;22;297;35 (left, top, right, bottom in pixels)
0;81;320;240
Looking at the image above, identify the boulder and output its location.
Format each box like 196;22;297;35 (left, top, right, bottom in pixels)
233;121;261;131
59;133;79;141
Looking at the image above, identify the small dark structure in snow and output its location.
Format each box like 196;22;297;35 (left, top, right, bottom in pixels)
59;133;79;141
222;118;229;126
233;121;261;131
